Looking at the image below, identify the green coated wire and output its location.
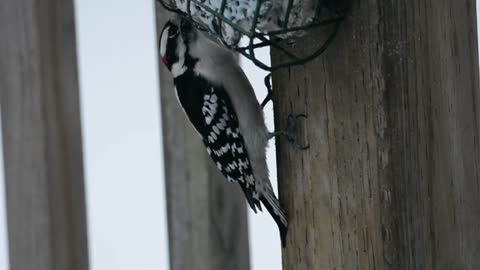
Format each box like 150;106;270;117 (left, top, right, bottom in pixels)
263;0;352;71
238;17;344;71
190;0;253;37
159;0;352;71
270;20;341;71
267;16;344;36
237;21;339;72
283;0;294;28
219;0;227;14
188;0;300;61
247;0;264;64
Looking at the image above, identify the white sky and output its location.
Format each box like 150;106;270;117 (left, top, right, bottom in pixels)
1;2;480;270
0;1;280;270
74;1;169;269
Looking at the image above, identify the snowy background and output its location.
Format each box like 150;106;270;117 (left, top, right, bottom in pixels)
1;1;479;270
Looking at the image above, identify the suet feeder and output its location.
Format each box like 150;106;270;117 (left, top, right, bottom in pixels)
158;0;350;71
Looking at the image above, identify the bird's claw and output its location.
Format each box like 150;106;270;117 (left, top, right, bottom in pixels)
270;114;309;150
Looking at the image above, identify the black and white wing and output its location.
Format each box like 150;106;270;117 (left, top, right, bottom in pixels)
174;74;261;212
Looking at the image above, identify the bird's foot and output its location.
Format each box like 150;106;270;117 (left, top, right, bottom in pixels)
269;114;310;150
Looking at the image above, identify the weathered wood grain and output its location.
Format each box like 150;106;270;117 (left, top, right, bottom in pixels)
271;0;480;269
155;5;250;270
0;1;89;270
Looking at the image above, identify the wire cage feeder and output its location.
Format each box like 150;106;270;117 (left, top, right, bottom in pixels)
159;0;350;71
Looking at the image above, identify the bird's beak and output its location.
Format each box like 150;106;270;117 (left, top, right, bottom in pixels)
162;55;168;65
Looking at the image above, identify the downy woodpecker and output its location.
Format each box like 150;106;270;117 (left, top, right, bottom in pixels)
159;18;288;245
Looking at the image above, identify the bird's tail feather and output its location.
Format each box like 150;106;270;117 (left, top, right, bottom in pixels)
260;191;288;247
239;184;262;213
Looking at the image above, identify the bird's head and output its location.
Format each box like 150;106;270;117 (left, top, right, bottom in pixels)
159;18;197;74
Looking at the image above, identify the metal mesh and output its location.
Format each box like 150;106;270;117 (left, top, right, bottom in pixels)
158;0;350;71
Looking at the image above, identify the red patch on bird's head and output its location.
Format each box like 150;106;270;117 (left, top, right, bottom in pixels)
162;55;168;66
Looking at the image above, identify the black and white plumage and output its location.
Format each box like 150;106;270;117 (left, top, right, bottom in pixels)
160;18;288;245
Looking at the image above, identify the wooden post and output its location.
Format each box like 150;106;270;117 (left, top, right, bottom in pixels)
0;1;89;270
272;0;480;269
154;4;250;270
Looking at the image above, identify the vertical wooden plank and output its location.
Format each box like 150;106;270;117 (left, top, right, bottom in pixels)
154;4;250;270
271;0;480;269
0;1;89;270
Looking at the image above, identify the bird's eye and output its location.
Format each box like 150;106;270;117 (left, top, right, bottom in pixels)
168;26;179;38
